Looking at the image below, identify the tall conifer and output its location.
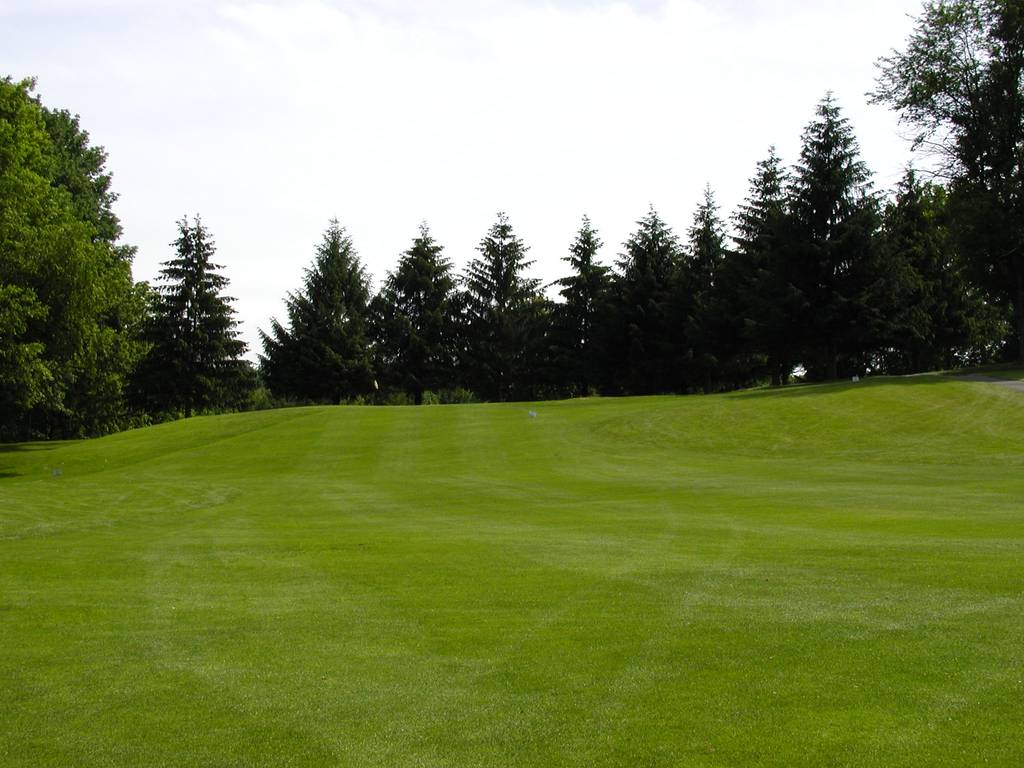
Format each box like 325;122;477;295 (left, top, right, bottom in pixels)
682;187;730;390
133;216;249;417
551;216;611;395
788;95;882;379
613;207;683;394
370;224;457;402
734;148;803;385
260;220;373;403
460;212;542;401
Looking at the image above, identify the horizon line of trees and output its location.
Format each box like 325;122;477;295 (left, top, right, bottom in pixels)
3;0;1024;440
258;98;1005;408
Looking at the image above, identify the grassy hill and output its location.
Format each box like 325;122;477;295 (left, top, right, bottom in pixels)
2;376;1023;767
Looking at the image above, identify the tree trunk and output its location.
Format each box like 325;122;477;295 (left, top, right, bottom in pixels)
825;343;839;381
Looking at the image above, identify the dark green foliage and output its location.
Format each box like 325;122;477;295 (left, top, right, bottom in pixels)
732;147;802;385
370;224;458;403
0;77;145;439
460;213;546;401
133;216;250;418
611;207;684;394
878;170;1004;370
260;220;374;403
684;186;727;296
681;186;731;391
786;95;884;380
550;216;612;396
873;0;1024;359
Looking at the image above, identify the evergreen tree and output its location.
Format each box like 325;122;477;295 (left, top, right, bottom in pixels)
460;212;543;401
733;147;803;385
787;94;883;380
685;186;727;295
260;220;373;403
133;216;249;418
550;216;612;395
370;223;457;403
682;186;729;391
612;206;683;394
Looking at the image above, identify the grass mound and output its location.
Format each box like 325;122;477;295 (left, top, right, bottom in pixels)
2;376;1023;766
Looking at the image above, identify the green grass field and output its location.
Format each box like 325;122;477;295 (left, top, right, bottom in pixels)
2;376;1023;767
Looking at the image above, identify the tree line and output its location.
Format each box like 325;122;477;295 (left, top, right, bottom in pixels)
2;0;1022;439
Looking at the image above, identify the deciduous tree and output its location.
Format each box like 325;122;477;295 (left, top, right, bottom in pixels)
873;0;1024;359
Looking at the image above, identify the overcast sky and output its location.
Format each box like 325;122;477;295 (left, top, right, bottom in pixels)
4;0;924;358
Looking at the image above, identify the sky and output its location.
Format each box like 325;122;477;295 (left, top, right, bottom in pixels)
4;0;925;358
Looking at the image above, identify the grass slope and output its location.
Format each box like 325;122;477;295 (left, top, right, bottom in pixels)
2;376;1023;767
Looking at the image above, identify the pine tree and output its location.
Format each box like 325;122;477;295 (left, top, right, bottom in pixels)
788;94;883;380
612;206;683;394
550;216;612;395
370;223;457;403
260;220;373;403
460;212;542;401
133;216;249;418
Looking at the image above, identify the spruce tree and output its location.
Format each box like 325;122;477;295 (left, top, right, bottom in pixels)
460;212;542;401
370;223;457;403
685;186;727;295
788;95;883;379
133;216;249;418
260;220;373;403
550;216;612;395
733;147;804;385
682;187;729;391
612;206;683;394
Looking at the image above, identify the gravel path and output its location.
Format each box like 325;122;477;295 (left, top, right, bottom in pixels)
952;374;1024;393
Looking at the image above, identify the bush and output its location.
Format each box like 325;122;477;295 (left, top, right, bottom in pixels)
439;387;477;404
246;386;275;412
381;391;412;406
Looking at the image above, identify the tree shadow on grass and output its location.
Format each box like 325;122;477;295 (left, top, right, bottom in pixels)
730;375;954;401
0;442;56;479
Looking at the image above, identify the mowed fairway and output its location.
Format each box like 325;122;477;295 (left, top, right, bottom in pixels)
2;377;1023;767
